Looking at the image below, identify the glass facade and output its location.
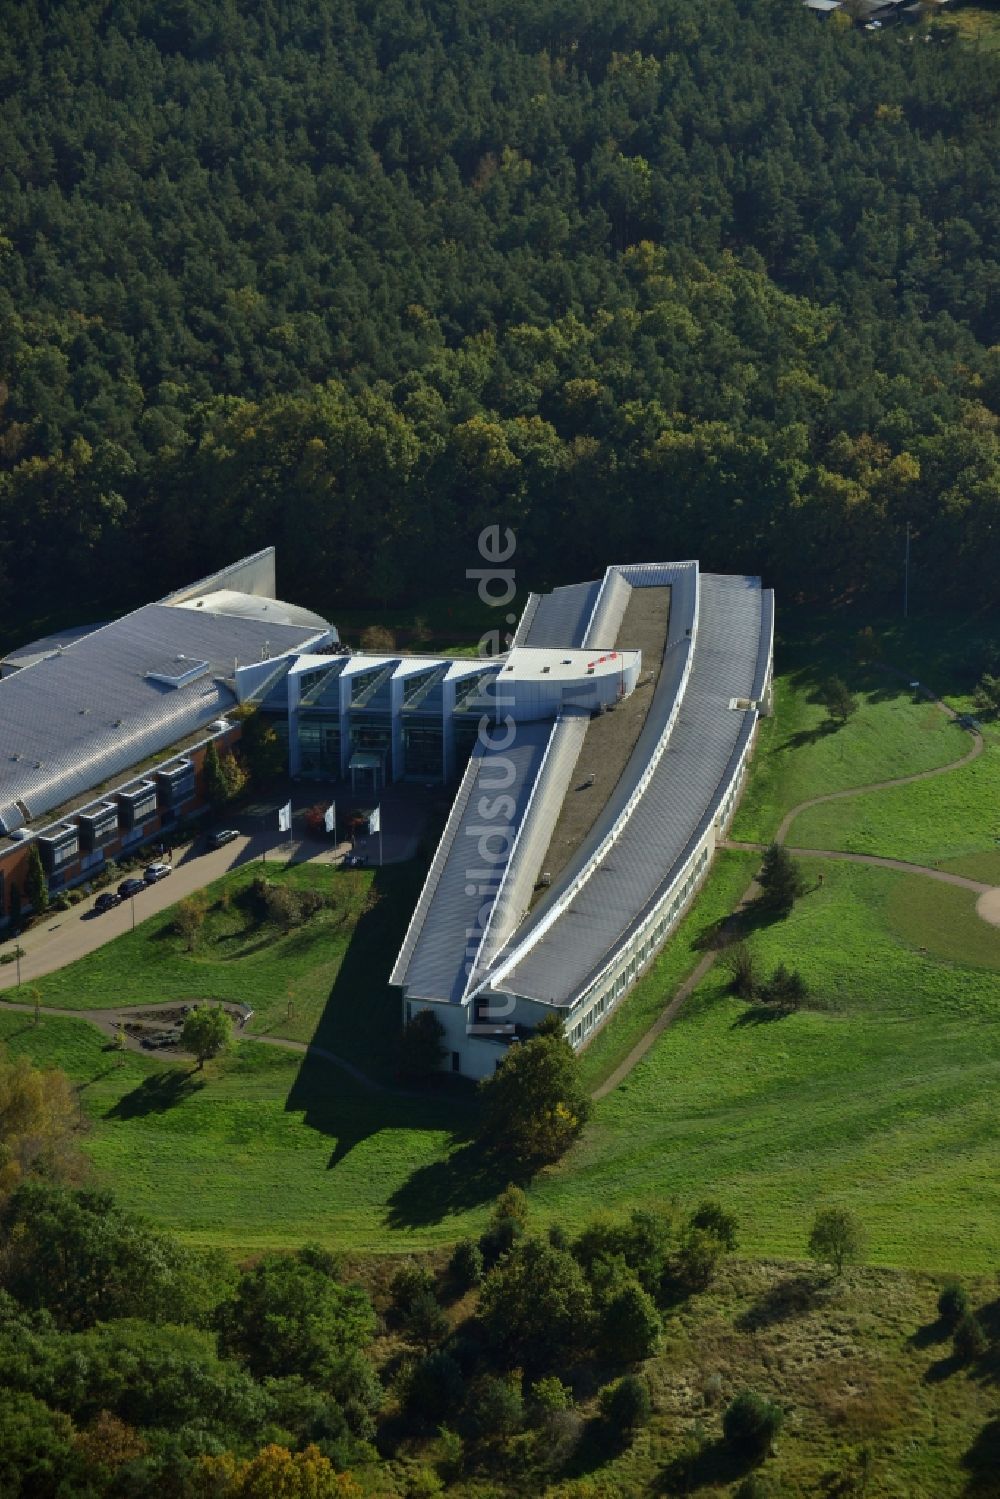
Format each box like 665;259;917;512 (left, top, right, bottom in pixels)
401;721;443;779
297;716;340;776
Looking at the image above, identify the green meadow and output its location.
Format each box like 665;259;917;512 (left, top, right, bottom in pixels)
2;611;999;1272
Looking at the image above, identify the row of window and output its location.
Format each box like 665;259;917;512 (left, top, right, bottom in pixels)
568;844;712;1046
35;762;197;876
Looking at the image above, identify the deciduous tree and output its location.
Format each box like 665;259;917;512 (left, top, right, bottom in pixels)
181;1005;233;1068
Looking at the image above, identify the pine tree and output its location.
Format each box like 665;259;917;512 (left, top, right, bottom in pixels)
756;843;807;915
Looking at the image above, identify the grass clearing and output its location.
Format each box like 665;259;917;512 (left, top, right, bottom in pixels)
937;3;1000;51
788;735;1000;865
8;856;996;1269
731;671;965;844
577;850;758;1090
532;856;1000;1273
13;857;424;1079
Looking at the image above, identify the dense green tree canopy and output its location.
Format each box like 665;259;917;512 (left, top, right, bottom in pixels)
215;1247;376;1389
0;0;998;636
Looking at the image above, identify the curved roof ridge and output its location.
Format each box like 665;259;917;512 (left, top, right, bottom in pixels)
470;565;701;999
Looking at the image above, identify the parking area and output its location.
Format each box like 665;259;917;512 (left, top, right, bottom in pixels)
0;780;436;992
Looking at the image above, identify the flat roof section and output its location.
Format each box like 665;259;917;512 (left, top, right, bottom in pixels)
494;574;767;1007
527;585;670;901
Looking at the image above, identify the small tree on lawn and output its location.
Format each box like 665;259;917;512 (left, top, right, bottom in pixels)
173;898;205;953
477;1028;591;1168
756;844;807;916
25;843;49;917
808;1207;864;1276
759;964;808;1011
181;1005;233;1069
398;1008;447;1081
822;676;859;725
726;941;759;999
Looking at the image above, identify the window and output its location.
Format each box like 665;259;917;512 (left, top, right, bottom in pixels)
451;1052;460;1074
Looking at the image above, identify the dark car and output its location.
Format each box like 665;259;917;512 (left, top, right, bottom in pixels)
208;828;239;849
118;877;145;898
343;851;366;868
94;891;121;913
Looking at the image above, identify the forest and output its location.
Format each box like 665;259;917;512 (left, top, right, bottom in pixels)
0;0;998;633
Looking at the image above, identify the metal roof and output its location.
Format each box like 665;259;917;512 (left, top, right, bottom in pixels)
490;573;768;1005
390;721;556;1005
0;602;326;833
520;580;602;649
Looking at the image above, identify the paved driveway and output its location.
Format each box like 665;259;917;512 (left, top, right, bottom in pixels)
0;781;432;993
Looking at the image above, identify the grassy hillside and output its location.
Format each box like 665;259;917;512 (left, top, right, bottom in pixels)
3;611;998;1273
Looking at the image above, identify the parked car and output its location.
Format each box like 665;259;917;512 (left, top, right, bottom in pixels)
118;877;145;898
94;891;121;913
343;851;366;868
208;828;239;849
144;862;172;883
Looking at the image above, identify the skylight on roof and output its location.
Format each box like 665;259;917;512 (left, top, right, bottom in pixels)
144;656;211;689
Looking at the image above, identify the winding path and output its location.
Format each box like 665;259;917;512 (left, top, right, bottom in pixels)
592;682;993;1100
3;681;993;1104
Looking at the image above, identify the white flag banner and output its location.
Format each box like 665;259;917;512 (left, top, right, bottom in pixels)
323;803;336;835
277;800;292;833
368;805;380;836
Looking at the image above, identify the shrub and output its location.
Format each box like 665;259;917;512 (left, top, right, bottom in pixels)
528;1376;573;1417
598;1374;651;1432
672;1227;725;1294
390;1261;435;1317
398;1008;447;1081
249;876;327;930
402;1290;449;1349
597;1280;661;1364
937;1281;969;1326
465;1375;524;1444
759;963;808;1010
689;1201;739;1252
735;1475;774;1499
447;1239;483;1290
726;941;758;999
435;1425;463;1483
723;1389;784;1459
953;1312;988;1363
403;1351;464;1424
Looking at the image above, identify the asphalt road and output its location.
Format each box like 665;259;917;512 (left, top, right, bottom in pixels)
0;832;341;991
0;778;431;993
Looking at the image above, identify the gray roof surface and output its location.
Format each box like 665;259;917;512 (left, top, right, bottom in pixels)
390;721;556;1004
467;711;590;986
1;624;106;672
583;568;633;650
0;603;325;833
521;580;602;649
493;573;768;1006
